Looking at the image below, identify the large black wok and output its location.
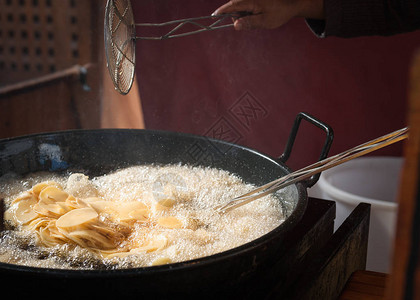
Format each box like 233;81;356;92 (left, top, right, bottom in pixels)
0;112;332;298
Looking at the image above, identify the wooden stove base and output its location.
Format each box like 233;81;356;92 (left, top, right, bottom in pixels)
339;270;387;300
260;198;371;299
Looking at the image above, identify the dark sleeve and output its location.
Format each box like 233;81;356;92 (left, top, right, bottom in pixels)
306;0;420;38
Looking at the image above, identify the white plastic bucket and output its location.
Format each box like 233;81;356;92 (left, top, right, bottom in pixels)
314;156;403;273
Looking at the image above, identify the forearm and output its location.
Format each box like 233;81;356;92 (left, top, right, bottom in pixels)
214;0;420;37
213;0;325;30
296;0;324;19
309;0;420;37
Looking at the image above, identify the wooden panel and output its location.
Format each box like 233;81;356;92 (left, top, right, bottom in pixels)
0;70;102;138
0;0;145;137
385;49;420;299
281;203;370;300
0;0;102;137
0;0;95;86
253;198;336;298
339;271;387;300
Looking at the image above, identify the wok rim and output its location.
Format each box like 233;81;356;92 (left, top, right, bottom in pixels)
0;128;308;276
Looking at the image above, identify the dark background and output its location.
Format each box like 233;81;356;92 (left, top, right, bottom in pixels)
132;0;420;170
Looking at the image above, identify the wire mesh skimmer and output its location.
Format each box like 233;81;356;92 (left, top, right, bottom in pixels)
215;127;409;213
104;0;252;95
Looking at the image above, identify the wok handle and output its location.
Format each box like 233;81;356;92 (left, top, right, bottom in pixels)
278;112;334;187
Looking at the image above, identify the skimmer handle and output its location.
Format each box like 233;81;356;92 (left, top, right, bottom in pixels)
134;12;254;40
215;127;409;213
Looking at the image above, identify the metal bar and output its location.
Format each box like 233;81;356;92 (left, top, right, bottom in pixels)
0;64;92;96
135;14;232;27
133;14;242;40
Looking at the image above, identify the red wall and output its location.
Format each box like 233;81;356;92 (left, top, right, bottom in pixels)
132;0;420;170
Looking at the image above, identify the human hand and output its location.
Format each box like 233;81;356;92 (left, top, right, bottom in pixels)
213;0;324;30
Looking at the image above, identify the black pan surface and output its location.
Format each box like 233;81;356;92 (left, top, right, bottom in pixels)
0;129;308;298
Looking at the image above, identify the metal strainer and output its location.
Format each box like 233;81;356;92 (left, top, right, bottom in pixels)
104;0;251;95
